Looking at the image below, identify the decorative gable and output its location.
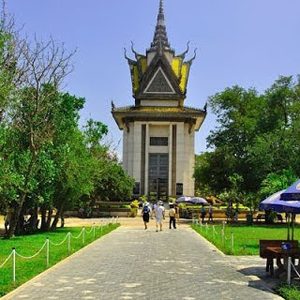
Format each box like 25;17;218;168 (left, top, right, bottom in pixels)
144;67;175;94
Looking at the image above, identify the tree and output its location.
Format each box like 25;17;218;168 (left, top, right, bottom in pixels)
0;31;75;236
195;75;300;205
83;119;134;203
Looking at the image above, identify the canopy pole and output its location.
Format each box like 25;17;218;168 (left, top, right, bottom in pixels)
292;213;295;241
287;213;290;241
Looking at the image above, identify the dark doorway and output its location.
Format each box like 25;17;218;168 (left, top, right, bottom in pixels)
148;154;169;202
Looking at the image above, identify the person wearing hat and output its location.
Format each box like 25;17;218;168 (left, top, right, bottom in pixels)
142;202;151;230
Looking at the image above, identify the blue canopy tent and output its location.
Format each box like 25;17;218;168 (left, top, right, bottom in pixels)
259;189;300;240
259;190;300;213
280;179;300;201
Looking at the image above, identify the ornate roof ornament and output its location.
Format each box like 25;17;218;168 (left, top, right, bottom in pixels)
111;100;115;111
186;48;198;65
178;41;190;59
131;41;138;55
130;41;144;59
148;0;172;53
123;47;135;64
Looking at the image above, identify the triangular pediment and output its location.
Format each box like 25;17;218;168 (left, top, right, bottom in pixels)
136;54;184;100
144;67;175;94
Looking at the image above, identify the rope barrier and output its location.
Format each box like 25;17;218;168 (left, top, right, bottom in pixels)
70;228;84;239
49;233;69;246
15;241;47;259
0;252;12;269
291;261;300;279
85;226;95;235
0;223;115;283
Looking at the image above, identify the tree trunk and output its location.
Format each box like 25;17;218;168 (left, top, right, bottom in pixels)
60;211;65;228
29;206;39;232
51;202;64;230
6;195;26;238
6;154;36;238
40;206;47;231
45;209;53;231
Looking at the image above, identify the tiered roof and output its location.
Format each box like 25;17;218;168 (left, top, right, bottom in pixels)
123;0;197;102
112;0;206;130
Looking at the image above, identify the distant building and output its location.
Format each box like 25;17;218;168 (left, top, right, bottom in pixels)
112;0;206;201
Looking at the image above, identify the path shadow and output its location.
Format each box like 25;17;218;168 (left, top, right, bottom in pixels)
238;266;280;293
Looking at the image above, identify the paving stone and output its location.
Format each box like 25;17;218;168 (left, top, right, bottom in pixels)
3;226;283;300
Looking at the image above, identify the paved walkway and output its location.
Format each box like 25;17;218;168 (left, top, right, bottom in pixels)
3;225;282;300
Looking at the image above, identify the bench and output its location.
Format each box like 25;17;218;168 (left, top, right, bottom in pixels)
259;240;299;275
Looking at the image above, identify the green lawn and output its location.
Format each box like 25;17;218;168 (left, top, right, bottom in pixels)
191;223;300;255
0;223;119;296
277;284;300;300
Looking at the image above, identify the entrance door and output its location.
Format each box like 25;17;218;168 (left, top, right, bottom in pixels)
148;154;168;202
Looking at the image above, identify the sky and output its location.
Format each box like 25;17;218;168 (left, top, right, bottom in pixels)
8;0;300;157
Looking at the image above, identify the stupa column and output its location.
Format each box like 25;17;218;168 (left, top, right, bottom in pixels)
145;123;150;195
133;122;142;190
176;122;184;192
168;123;173;196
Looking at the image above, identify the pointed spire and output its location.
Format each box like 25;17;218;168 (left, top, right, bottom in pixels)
149;0;171;53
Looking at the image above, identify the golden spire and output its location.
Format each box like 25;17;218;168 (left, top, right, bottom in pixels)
149;0;171;53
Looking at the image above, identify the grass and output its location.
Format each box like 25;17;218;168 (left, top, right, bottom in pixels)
191;223;300;255
0;223;119;296
277;284;300;300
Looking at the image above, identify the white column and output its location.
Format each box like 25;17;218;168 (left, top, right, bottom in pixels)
184;124;195;196
145;123;150;195
133;122;142;182
126;123;134;177
176;122;184;186
189;129;195;196
122;129;128;171
168;123;173;196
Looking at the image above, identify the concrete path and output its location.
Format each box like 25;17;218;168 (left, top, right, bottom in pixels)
3;225;282;300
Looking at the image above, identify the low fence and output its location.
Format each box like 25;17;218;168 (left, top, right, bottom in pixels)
0;217;119;284
180;209;249;219
192;220;300;284
192;219;262;255
193;220;236;254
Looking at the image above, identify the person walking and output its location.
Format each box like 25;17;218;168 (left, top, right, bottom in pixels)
142;202;151;230
208;204;213;223
154;201;165;232
169;204;176;229
200;204;206;224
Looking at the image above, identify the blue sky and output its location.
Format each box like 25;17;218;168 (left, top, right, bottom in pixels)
8;0;300;156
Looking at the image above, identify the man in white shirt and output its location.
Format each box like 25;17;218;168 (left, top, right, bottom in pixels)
154;201;165;232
